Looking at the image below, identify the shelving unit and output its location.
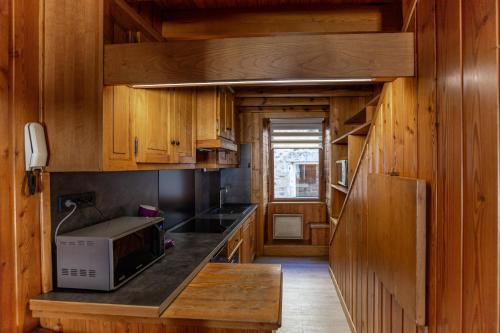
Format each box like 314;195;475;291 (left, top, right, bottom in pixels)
331;122;371;145
343;93;380;125
329;92;380;223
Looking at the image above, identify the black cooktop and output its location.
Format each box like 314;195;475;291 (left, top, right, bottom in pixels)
169;218;236;234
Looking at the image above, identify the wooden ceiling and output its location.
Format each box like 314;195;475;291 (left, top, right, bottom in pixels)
127;0;399;10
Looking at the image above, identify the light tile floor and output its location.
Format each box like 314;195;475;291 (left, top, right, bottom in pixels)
255;257;351;333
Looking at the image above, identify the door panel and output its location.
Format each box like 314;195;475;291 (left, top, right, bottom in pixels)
218;88;229;139
172;88;197;163
134;89;173;163
225;90;235;141
105;85;132;161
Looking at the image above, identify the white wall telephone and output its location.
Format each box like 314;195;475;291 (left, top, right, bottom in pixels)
24;122;48;194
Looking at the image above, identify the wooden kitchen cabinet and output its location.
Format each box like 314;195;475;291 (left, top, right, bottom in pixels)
196;87;237;151
46;85;197;171
134;88;197;164
241;212;256;263
134;89;175;164
196;149;239;169
171;88;197;164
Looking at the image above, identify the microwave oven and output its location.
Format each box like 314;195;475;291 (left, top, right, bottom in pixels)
336;159;348;187
56;216;165;291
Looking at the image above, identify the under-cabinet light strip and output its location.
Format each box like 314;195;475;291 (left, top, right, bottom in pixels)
130;78;374;88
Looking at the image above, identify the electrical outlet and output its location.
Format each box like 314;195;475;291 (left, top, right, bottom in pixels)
58;192;96;212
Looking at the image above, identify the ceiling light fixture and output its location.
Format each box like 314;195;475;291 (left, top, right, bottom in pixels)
130;78;375;88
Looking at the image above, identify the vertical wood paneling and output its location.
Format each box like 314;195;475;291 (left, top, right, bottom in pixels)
435;0;463;332
11;0;42;331
0;1;14;332
332;1;499;333
330;80;423;333
415;0;437;331
461;0;499;331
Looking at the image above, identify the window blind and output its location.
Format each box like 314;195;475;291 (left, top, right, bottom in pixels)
270;118;324;149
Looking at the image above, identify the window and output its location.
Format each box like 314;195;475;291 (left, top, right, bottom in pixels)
271;119;323;200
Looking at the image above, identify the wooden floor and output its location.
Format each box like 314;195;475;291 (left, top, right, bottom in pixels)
255;257;351;333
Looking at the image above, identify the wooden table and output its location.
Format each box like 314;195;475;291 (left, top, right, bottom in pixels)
31;263;282;333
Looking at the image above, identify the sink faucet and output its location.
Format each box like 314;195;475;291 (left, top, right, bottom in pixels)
219;186;229;208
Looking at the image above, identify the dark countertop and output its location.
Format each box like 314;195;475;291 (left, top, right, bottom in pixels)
31;204;258;317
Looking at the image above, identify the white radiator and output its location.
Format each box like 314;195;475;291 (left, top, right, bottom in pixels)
273;214;304;239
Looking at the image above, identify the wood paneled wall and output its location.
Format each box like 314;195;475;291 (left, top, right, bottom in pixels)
331;0;500;332
330;80;423;333
240;112;267;255
435;0;499;331
0;0;43;332
266;202;327;243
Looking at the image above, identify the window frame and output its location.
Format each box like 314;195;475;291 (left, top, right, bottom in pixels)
269;121;325;203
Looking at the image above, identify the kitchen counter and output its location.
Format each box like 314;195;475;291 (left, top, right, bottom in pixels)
30;204;258;318
32;261;282;333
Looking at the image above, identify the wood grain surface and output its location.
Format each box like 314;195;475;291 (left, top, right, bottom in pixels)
367;174;426;325
161;6;400;40
330;80;426;333
0;1;47;332
162;263;282;330
104;33;414;85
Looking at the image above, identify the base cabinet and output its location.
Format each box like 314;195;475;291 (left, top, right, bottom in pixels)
241;212;256;263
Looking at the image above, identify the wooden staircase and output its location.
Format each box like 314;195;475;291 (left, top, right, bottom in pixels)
328;80;427;333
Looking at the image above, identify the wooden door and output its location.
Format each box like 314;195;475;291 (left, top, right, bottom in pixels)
218;88;229;139
172;88;197;164
134;89;174;163
225;90;235;141
103;85;132;162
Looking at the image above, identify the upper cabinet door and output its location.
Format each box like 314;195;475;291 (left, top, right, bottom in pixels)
172;88;197;164
218;88;229;139
134;89;174;163
103;86;132;162
225;90;235;141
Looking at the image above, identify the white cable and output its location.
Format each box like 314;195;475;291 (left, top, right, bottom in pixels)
54;200;77;245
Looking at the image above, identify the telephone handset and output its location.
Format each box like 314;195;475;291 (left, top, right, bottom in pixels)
24;122;48;195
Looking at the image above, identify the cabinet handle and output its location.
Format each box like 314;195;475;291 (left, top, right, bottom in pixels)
176;140;180;146
171;140;175;145
134;137;139;157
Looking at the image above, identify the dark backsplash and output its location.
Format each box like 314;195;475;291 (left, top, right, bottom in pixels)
159;170;196;229
194;169;221;214
220;144;252;204
50;171;159;237
51;170;224;237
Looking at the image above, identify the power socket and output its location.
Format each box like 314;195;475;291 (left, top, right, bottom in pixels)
58;192;96;212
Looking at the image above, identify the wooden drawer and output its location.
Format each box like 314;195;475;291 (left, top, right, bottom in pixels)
227;228;242;257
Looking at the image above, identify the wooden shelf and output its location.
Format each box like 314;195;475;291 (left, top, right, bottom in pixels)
344;94;380;125
332;122;371;145
331;183;348;194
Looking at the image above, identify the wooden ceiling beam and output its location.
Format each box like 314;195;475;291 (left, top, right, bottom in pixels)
237;97;330;107
161;5;401;40
234;87;374;97
238;106;329;112
104;33;414;85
